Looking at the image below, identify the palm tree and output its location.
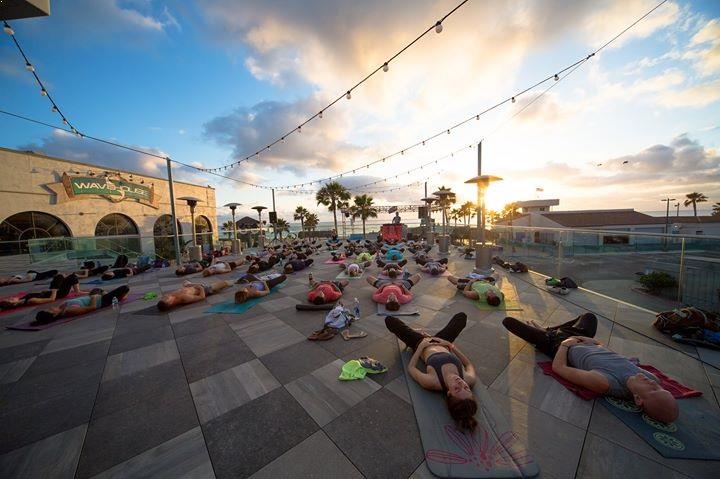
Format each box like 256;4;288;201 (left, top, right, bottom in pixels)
304;213;319;239
275;218;290;240
316;181;351;233
712;202;720;217
351;194;378;239
502;202;521;222
294;206;309;237
684;192;708;221
221;220;235;240
460;201;475;226
450;208;461;228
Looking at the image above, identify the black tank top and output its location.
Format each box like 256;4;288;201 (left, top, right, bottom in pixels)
426;352;464;392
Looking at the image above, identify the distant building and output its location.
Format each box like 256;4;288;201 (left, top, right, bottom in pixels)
236;216;260;229
516;199;560;213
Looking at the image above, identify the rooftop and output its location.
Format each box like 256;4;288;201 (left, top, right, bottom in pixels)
0;249;717;478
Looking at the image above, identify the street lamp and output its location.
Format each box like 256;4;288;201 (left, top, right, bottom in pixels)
178;196;203;261
224;202;242;254
252;206;267;249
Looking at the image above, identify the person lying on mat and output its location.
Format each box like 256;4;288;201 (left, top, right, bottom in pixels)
340;261;369;277
307;279;349;305
447;276;503;306
283;258;314;274
101;264;152;281
33;285;130;325
234;273;287;304
247;255;280;274
355;251;374;263
367;271;421;311
386;313;478;432
157;280;234;310
0;273;89;310
202;260;241;277
502;313;679;423
330;251;346;262
0;269;59;287
414;255;448;267
74;261;110;278
376;257;408;268
420;260;447;276
382;248;404;263
175;261;208;276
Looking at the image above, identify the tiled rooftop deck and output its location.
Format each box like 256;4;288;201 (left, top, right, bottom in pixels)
0;250;718;478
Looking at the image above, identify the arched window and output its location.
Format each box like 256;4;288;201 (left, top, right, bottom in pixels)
95;214;139;237
195;215;213;253
0;211;72;255
153;215;182;260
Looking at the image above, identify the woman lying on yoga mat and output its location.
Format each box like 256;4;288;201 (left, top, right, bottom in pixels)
202;260;241;277
175;261;207;276
502;313;679;423
33;285;130;325
307;279;349;305
0;273;88;310
74;262;110;279
283;258;314;274
420;260;447;276
157;280;234;310
234;273;287;304
0;269;59;287
447;276;503;306
376;257;408;268
340;261;369;277
386;313;478;432
101;264;152;281
247;255;280;274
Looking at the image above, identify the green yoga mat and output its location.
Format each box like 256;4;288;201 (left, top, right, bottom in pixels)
473;298;523;311
600;397;720;460
204;282;285;314
398;341;540;478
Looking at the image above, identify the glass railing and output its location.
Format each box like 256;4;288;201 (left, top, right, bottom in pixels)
490;225;720;313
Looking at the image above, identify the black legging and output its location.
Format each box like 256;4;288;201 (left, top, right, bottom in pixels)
502;313;597;358
386;313;467;351
112;255;129;269
377;258;408;268
238;273;287;289
49;274;79;299
28;269;59;281
88;265;110;276
101;285;130;308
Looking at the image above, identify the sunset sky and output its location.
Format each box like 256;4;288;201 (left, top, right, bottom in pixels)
1;0;718;222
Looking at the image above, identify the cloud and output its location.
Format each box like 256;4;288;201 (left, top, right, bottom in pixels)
659;78;720;107
683;18;720;76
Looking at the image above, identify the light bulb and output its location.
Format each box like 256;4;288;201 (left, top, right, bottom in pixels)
51;106;58;113
297;126;302;133
40;88;47;96
382;62;389;72
318;111;323;119
401;150;404;155
511;96;516;103
25;62;34;72
554;74;559;81
62;118;68;125
435;21;443;33
3;25;14;36
346;91;351;100
447;129;450;134
422;141;426;146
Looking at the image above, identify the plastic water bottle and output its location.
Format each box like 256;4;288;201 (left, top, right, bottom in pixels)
308;272;314;285
111;297;119;311
353;297;360;319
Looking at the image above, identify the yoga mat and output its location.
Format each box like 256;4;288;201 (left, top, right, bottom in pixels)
398;342;540;478
336;270;364;280
324;258;346;265
600;397;720;460
82;277;126;285
204;282;285;314
296;303;336;311
6;293;143;331
377;303;419;316
473;298;523;311
0;291;83;317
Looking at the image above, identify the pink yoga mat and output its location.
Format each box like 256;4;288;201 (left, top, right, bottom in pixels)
324;258;346;265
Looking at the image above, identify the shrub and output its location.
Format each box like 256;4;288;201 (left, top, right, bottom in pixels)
638;271;677;293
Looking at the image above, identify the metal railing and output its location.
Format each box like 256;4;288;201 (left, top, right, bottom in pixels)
490;225;720;313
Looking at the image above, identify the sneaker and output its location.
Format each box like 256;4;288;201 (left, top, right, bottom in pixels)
549;286;569;295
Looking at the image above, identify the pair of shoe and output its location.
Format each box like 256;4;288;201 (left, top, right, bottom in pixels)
308;327;337;341
548;285;569;295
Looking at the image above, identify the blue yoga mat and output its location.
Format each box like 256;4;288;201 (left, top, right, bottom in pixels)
600;396;720;460
205;282;286;314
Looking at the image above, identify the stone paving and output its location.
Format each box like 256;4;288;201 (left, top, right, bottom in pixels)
0;249;718;478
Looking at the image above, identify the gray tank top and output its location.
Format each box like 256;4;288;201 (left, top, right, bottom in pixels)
567;344;657;398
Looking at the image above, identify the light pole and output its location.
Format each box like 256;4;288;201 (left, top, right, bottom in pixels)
224;202;242;254
661;198;676;234
465;141;502;275
178;196;203;261
675;202;680;217
252;206;267;249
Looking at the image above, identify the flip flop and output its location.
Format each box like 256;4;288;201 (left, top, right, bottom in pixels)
341;329;368;340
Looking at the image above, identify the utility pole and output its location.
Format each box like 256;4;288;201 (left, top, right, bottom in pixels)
166;158;182;265
271;188;277;240
661;197;676;234
675;202;680;217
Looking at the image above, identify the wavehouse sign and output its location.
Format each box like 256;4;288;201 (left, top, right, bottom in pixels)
48;173;159;209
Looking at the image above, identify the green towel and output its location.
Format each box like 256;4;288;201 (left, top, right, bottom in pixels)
339;360;367;380
142;292;158;301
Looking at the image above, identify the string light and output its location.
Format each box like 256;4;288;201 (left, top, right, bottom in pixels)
318;111;323;119
511;97;516;103
346;91;351;100
25;62;34;72
40;88;47;96
3;24;14;36
435;21;443;33
383;62;389;72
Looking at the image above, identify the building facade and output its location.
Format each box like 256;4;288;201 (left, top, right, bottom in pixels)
0;147;217;259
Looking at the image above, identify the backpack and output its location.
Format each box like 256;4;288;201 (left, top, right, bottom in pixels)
560;277;578;289
653;307;720;335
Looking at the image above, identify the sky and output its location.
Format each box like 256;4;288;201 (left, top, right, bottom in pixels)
1;0;719;224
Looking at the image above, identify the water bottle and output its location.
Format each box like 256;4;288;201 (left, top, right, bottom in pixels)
353;297;360;319
308;272;314;285
111;296;119;311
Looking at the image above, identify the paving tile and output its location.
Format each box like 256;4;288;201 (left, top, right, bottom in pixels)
108;325;174;355
76;387;198;479
259;340;337;384
231;313;305;357
286;359;381;426
41;321;115;355
258;295;302;313
168;304;211;324
203;387;318;479
190;358;280;423
487;389;586;479
102;340;179;382
94;359;188;419
176;324;239;355
249;430;363;479
172;315;227;338
0;339;49;364
23;340;110;378
0;424;87;479
340;335;402;386
576;433;689;479
179;336;256;383
384;374;411;404
0;356;35;384
324;388;423;479
91;427;214;479
0;384;96;455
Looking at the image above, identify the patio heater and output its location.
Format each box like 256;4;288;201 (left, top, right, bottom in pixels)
178;196;203;262
252;206;267;249
464;141;502;275
433;188;455;254
421;196;437;246
224;202;242;254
